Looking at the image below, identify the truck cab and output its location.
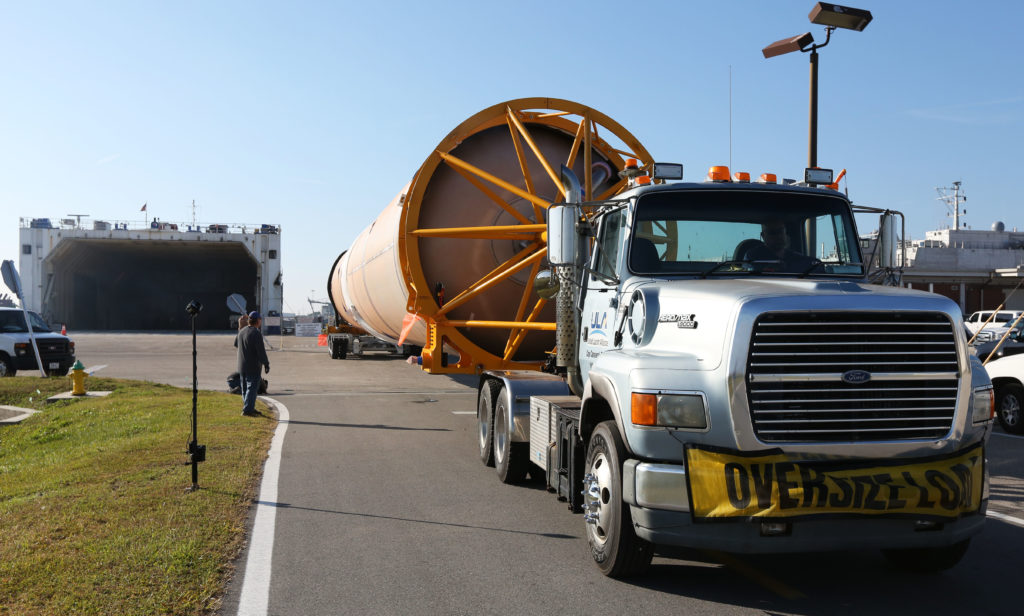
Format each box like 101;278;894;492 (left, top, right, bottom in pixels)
523;166;994;576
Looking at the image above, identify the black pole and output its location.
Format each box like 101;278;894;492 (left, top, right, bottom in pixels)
190;312;199;490
808;47;819;169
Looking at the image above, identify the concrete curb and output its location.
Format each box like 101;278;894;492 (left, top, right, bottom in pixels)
0;405;40;424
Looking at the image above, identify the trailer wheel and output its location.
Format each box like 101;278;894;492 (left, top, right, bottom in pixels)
334;339;348;360
478;379;500;467
0;354;15;377
882;539;971;573
494;384;528;484
584;421;653;578
996;383;1024;434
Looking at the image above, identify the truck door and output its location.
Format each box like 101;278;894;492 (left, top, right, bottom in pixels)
580;208;625;377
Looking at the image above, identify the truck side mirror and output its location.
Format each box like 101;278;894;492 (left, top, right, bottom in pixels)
548;204;578;267
533;269;560;299
878;212;898;269
548;165;582;266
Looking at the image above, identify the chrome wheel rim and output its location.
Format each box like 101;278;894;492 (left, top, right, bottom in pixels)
1003;394;1021;427
478;405;490;452
494;401;508;466
584;451;613;548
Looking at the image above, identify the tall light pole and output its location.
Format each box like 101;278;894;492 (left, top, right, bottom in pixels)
762;3;872;169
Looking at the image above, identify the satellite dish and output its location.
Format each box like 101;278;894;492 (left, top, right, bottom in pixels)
226;293;247;314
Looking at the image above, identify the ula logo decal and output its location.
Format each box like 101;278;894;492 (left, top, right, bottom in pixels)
590;311;608;336
841;369;871;385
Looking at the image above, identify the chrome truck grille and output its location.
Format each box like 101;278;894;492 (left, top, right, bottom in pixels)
746;312;959;443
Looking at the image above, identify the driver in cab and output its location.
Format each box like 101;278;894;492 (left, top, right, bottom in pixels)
742;221;815;272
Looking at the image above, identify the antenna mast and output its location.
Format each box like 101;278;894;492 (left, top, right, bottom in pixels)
936;181;967;230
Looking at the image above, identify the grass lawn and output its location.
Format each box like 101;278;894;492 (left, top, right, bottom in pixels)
0;376;275;615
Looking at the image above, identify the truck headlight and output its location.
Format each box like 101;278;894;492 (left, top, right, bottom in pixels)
631;392;709;430
972;385;994;424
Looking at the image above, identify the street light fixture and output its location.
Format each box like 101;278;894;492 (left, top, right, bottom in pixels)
762;3;873;169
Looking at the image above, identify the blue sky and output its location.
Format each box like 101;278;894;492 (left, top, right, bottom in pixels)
3;1;1022;314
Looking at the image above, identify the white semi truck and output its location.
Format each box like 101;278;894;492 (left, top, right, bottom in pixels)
328;99;993;579
474;164;993;577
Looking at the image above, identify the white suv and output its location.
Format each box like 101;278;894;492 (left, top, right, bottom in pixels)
0;307;76;377
965;310;1024;342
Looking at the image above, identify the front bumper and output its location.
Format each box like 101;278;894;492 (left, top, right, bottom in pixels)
622;458;989;553
15;353;75;373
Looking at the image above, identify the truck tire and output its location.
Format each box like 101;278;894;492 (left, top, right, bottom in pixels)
331;339;348;360
996;383;1024;434
882;539;970;573
478;379;501;467
494;384;528;484
584;421;653;578
0;354;15;377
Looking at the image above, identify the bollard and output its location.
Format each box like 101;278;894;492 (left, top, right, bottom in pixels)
71;359;87;395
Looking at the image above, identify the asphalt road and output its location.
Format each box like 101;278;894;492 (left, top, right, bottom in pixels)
66;332;1024;615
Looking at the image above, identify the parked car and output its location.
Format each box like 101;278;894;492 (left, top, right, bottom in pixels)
981;352;1024;434
0;307;76;376
965;310;1024;341
971;327;1024;363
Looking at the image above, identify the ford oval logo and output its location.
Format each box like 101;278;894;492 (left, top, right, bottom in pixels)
842;369;871;385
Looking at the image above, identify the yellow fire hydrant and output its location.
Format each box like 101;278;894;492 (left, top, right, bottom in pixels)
71;360;87;396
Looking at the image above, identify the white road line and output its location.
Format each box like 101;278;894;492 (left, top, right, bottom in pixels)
284;391;475;397
987;510;1024;527
451;411;476;415
991;431;1024;440
237;396;290;616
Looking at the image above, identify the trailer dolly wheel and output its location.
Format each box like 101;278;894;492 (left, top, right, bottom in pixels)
583;421;652;578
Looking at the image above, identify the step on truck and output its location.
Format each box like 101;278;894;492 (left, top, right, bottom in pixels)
327;99;993;578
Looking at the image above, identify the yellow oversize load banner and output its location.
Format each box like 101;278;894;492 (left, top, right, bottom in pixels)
686;442;984;521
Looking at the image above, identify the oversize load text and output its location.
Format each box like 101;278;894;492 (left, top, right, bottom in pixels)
686;444;983;519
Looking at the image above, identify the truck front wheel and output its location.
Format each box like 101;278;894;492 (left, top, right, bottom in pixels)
584;421;653;577
882;539;970;573
0;354;15;377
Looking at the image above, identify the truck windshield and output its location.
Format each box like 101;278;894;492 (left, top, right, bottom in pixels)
629;189;864;277
0;310;53;333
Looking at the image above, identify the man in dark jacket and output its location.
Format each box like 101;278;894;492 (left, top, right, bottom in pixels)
235;311;270;416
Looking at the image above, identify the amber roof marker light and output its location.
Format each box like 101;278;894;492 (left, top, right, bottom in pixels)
762;3;873;169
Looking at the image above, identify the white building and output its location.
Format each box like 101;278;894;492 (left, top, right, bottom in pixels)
18;217;283;331
899;224;1024;313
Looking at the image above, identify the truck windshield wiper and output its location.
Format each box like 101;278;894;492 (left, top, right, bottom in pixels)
700;260;756;278
798;260;827;278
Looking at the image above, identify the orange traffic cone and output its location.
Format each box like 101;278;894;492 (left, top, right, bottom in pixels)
61;324;67;335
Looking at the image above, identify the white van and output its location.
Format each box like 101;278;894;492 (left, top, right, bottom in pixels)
0;307;76;376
